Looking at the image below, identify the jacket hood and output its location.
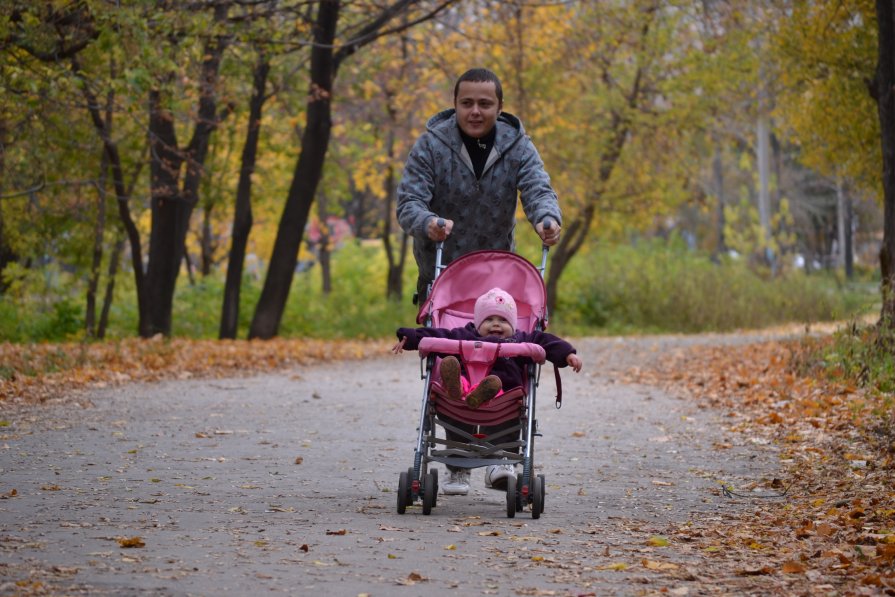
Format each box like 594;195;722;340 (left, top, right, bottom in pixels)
426;109;524;154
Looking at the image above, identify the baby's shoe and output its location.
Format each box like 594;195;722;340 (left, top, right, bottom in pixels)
439;356;463;401
465;375;502;409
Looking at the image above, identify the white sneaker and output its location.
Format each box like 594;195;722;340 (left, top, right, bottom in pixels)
484;464;516;490
442;470;470;495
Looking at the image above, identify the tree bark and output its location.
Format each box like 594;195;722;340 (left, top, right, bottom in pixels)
876;0;895;326
220;54;269;339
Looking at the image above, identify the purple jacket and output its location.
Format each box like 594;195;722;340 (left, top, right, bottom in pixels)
396;322;577;390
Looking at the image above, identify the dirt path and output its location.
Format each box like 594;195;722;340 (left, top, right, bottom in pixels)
0;335;787;596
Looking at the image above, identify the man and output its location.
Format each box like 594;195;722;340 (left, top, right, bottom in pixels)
397;67;562;305
396;68;563;496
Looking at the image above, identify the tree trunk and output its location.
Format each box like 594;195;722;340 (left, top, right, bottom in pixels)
316;190;332;295
146;88;188;336
71;56;149;336
200;205;214;277
86;150;109;338
146;7;228;336
876;0;895;326
247;0;455;337
0;117;15;294
249;0;340;339
836;178;855;279
713;144;726;259
545;103;632;316
220;54;269;339
98;234;124;339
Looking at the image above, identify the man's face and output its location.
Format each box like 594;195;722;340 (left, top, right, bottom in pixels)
454;81;502;138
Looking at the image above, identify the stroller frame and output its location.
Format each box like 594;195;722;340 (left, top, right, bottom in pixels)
396;242;553;519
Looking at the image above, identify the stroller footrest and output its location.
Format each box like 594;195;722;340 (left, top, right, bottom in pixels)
429;455;523;469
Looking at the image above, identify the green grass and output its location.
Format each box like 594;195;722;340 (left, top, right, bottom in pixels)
797;319;895;396
0;237;877;342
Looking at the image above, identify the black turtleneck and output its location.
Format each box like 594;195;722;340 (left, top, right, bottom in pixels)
459;125;496;180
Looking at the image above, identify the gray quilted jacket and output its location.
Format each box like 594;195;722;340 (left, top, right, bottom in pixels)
397;109;561;286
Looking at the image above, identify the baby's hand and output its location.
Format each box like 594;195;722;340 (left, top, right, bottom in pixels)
567;353;583;372
392;337;407;354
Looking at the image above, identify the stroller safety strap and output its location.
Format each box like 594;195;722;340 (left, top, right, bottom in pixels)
554;365;563;409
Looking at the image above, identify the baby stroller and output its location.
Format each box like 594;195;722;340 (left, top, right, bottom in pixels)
396;241;556;519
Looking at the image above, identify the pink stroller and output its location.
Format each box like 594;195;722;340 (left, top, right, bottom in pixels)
396;246;555;518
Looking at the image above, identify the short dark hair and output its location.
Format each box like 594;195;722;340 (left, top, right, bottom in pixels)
453;68;503;104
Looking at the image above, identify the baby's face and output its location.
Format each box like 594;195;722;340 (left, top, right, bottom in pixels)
478;315;513;339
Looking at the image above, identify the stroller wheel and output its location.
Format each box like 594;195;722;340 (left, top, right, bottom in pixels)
531;475;543;520
505;475;517;518
430;468;439;507
397;470;411;514
422;472;436;515
537;474;546;514
515;474;525;512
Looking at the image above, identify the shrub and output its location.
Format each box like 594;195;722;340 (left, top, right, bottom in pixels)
555;237;872;334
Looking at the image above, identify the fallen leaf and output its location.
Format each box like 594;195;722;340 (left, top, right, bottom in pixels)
642;559;678;570
782;560;805;574
737;566;773;576
295;456;304;465
117;536;145;548
326;529;348;535
396;572;427;586
594;563;628;571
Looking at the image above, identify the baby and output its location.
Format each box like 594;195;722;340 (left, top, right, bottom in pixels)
393;287;583;408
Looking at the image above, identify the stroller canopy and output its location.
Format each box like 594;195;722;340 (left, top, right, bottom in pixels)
418;250;548;333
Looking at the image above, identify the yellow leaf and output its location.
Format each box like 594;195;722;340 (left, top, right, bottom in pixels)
594;562;628;571
648;536;670;547
444;544;456;550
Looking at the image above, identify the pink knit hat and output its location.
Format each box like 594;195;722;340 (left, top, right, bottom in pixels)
474;287;517;332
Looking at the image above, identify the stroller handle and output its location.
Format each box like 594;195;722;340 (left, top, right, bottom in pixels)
539;218;555;280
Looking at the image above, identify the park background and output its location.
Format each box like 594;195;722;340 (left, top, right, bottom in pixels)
0;0;887;348
7;2;895;590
